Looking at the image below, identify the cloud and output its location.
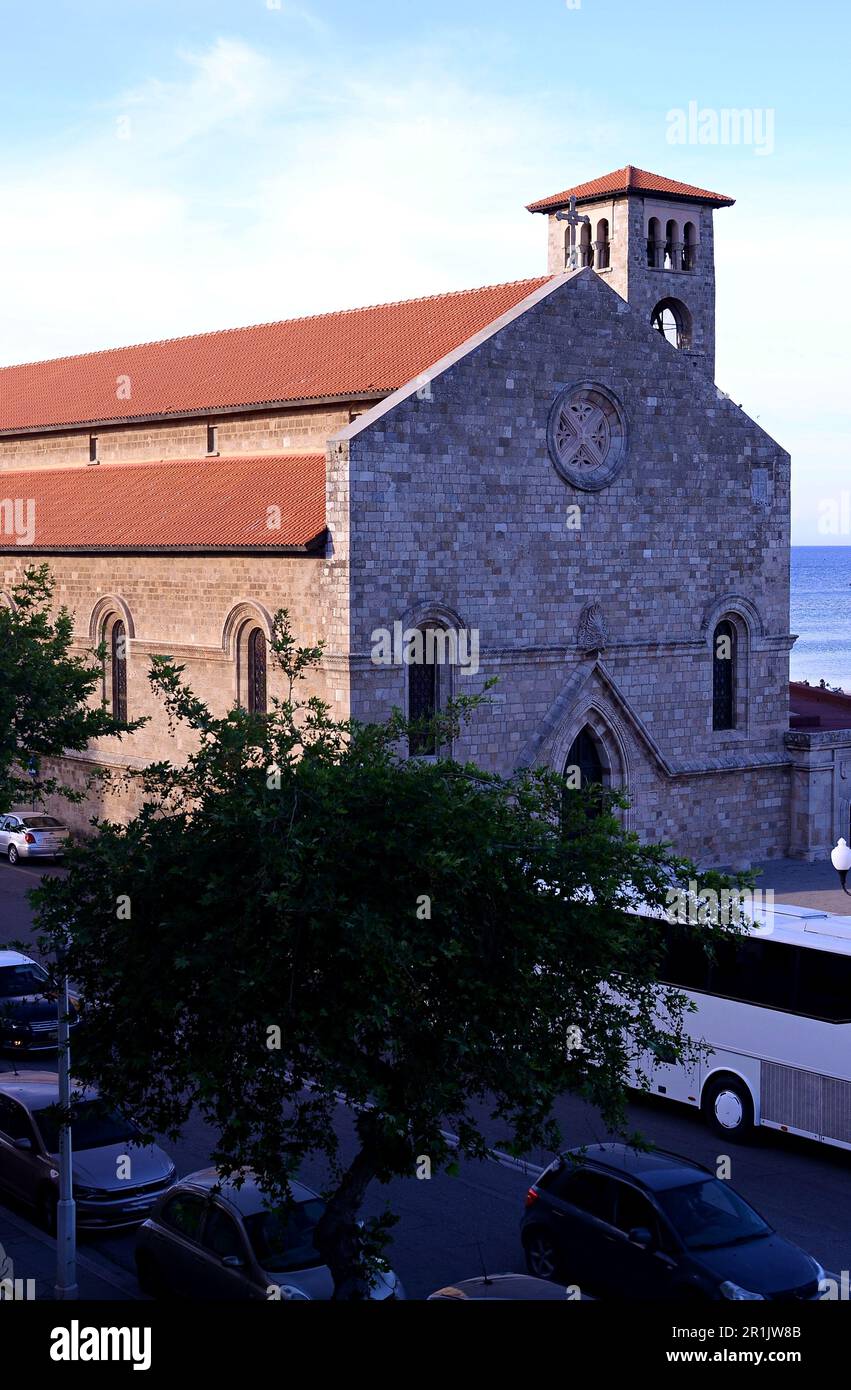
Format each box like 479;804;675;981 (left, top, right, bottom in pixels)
0;36;607;362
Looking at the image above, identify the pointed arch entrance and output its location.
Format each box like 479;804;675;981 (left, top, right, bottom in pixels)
549;703;630;831
566;726;607;791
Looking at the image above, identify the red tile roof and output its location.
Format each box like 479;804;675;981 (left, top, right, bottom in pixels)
527;165;735;213
0;455;327;552
0;278;548;435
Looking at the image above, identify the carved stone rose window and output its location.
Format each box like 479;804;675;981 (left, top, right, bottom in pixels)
547;382;627;491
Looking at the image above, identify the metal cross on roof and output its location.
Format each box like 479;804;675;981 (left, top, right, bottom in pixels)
555;195;591;270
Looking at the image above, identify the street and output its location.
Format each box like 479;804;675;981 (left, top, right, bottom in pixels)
2;860;851;1300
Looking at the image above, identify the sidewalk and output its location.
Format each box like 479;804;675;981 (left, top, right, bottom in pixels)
747;857;851;914
0;1204;139;1301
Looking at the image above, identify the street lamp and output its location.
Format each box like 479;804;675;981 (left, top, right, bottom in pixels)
831;838;851;897
54;967;78;1300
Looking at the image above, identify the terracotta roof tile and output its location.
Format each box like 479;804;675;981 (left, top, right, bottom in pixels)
0;278;548;434
0;455;327;552
527;165;735;213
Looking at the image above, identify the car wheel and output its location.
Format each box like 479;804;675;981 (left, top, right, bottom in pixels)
8;845;19;866
38;1187;58;1236
702;1075;755;1141
135;1251;169;1299
524;1229;561;1282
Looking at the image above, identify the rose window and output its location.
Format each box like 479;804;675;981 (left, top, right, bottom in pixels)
547;383;627;491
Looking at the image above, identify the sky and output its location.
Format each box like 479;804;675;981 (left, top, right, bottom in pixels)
0;0;847;543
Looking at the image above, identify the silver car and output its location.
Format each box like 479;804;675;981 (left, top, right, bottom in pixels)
0;812;70;864
135;1168;405;1300
0;1072;176;1232
0;950;81;1053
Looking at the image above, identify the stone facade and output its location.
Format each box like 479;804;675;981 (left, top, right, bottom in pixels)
0;403;366;472
1;549;333;831
332;268;793;866
786;730;851;862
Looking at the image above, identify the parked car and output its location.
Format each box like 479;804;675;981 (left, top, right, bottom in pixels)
521;1142;825;1301
0;812;70;864
0;1072;175;1232
135;1167;405;1301
0;951;80;1054
428;1273;585;1300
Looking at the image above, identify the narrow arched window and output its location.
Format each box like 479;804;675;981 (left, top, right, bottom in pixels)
683;221;697;271
579;221;593;268
596;218;610;269
647;217;662;267
247;628;267;716
408;625;447;757
665;219;679;271
110;619;127;722
713;620;737;731
563;726;608;826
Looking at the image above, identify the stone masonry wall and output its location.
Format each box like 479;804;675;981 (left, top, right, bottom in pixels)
0;402;369;471
341;268;793;866
1;551;333;833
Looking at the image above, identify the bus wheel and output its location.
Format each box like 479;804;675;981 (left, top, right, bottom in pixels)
702;1076;755;1142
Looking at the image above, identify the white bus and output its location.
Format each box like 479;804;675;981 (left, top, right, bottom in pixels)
634;900;851;1149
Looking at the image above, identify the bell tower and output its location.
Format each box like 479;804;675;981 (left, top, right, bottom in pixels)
527;165;735;379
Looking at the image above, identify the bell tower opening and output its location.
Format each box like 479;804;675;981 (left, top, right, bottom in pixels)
527;164;735;380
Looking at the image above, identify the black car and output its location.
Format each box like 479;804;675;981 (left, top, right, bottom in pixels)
0;952;80;1054
521;1143;824;1301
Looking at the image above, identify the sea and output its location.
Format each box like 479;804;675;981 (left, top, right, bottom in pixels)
790;547;851;692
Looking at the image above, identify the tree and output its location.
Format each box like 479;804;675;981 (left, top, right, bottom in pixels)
0;564;141;814
33;614;745;1298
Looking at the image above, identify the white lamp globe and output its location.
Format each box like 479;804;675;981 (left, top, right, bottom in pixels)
831;839;851;873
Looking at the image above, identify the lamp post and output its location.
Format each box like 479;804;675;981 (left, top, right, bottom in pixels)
54;968;78;1300
831;839;851;898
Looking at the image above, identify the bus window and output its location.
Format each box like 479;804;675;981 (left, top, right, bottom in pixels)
796;949;851;1023
707;937;798;1011
722;938;799;1012
660;925;712;990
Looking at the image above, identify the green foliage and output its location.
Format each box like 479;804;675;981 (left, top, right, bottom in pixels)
0;565;143;813
33;613;744;1297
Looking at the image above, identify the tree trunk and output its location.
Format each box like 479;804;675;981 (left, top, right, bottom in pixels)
314;1144;378;1300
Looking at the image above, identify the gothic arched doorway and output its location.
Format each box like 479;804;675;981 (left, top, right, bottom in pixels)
563;725;609;826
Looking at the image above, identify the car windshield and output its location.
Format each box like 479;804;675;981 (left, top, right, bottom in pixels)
0;963;50;998
21;817;64;830
656;1179;771;1251
35;1100;140;1154
243;1198;327;1273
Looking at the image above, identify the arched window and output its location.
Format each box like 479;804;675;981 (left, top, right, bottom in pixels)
665;219;679;271
111;620;127;722
682;221;697;271
100;615;128;721
713;620;737;731
579;222;593;268
651;298;692;350
647;217;662;268
595;219;610;269
408;625;448;757
246;627;267;716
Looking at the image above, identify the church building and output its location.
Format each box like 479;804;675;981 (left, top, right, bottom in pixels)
0;165;832;865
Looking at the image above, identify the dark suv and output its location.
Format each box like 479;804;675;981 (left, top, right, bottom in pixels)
521;1143;823;1301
